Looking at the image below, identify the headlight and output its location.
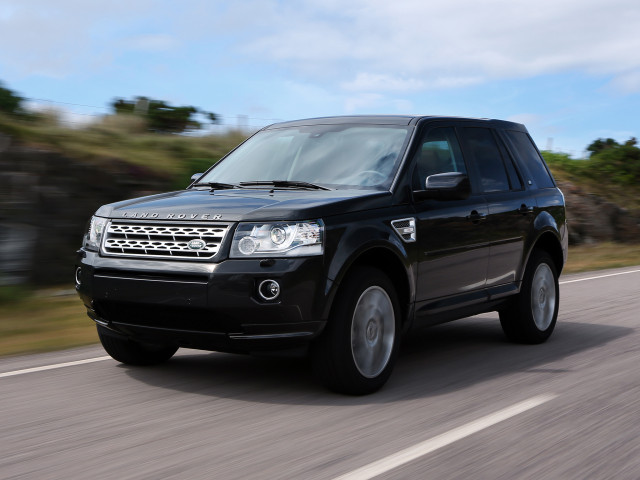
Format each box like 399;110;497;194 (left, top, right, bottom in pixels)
230;220;324;258
83;216;107;251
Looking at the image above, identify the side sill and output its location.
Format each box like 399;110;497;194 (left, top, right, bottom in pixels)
229;332;315;340
487;282;520;300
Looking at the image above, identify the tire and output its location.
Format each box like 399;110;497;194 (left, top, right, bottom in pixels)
97;325;178;366
500;249;559;344
311;266;401;395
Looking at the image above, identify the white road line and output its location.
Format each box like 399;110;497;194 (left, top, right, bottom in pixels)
560;268;640;285
333;394;557;480
0;356;111;379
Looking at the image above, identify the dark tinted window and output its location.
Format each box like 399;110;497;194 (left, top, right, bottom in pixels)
495;137;524;190
505;130;555;188
414;127;466;189
503;154;523;190
462;127;509;193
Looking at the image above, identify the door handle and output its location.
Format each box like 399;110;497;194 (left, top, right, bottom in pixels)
467;210;486;223
518;204;534;215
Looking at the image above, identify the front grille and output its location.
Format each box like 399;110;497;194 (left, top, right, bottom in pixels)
101;221;231;260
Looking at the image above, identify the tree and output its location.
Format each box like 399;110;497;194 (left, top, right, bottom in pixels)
111;96;218;133
587;137;640;185
586;138;619;157
0;81;25;116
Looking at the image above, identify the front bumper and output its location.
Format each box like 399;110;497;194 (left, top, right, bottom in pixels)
76;250;327;353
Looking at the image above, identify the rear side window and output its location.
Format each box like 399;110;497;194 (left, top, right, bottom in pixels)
461;127;510;193
502;152;523;190
504;130;555;188
494;136;524;190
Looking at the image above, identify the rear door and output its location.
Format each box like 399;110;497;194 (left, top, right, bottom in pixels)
458;126;534;292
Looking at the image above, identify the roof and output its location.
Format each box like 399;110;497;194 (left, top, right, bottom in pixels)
265;115;525;130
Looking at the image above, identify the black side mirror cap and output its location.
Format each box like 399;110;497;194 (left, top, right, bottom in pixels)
413;172;471;201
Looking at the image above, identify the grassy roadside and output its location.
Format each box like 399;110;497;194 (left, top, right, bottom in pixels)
0;112;248;188
562;242;640;274
1;242;640;357
0;291;96;357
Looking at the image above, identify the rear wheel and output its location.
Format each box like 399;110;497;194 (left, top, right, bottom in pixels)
97;325;178;365
500;250;559;344
312;267;401;395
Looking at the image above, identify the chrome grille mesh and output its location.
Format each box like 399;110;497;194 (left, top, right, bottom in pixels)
102;221;231;259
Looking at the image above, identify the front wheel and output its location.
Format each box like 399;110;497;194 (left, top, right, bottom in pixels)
97;325;178;365
500;250;559;344
312;267;401;395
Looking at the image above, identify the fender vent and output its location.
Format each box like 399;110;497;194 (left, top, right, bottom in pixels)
391;218;416;243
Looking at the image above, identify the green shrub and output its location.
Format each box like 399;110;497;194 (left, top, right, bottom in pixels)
170;157;221;190
0;285;31;305
543;138;640;187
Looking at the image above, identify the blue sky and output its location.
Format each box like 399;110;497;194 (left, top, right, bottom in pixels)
1;0;639;157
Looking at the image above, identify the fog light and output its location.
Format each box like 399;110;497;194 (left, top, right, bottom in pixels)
258;279;280;301
75;267;82;286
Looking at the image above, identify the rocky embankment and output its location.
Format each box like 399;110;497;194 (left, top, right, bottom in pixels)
0;137;170;285
558;181;640;245
1;137;639;286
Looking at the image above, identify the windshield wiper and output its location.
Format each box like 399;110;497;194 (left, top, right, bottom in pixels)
239;180;331;191
193;181;243;190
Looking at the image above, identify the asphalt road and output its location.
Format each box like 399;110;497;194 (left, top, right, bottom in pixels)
1;266;639;479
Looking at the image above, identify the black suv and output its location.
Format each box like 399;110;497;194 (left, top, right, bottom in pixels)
76;115;568;394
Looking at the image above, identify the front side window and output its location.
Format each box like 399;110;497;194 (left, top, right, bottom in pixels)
414;127;466;189
199;124;412;190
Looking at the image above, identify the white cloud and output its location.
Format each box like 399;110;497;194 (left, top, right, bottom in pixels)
343;93;415;114
344;93;384;113
24;101;98;128
0;4;17;21
608;70;640;94
507;114;542;126
0;1;157;77
126;34;179;52
220;0;640;95
392;99;414;112
342;74;425;93
2;0;639;109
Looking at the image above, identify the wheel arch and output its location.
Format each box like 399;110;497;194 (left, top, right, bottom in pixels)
323;244;414;329
526;230;565;276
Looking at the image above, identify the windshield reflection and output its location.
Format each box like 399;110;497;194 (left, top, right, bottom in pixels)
199;124;412;190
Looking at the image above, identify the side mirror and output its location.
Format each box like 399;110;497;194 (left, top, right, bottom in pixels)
190;173;204;183
414;172;471;201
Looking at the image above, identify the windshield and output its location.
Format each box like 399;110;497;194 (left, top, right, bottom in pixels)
198;124;412;190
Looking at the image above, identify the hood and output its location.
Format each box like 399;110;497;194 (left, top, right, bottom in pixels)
95;188;392;222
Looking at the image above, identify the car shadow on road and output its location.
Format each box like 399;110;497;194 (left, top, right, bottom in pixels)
122;316;632;406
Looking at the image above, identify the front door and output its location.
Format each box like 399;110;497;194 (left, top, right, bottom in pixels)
413;126;490;316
